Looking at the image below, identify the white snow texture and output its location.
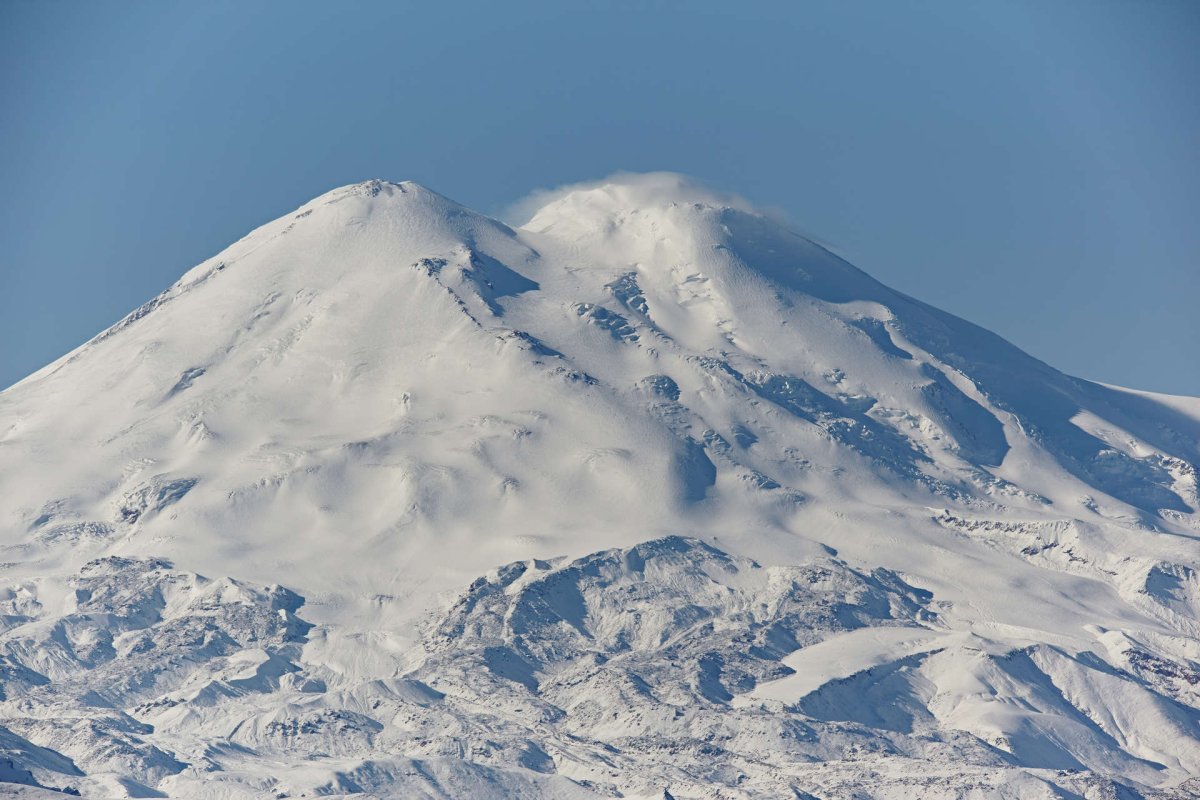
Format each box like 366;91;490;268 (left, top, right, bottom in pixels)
1;175;1198;799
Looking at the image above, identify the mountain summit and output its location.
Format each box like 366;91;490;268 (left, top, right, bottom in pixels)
1;176;1197;799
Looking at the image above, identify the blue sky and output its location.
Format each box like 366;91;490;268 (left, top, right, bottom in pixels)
2;0;1197;394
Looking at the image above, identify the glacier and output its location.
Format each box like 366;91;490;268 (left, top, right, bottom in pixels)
0;174;1197;798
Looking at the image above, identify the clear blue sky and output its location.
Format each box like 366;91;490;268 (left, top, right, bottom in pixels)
2;1;1197;394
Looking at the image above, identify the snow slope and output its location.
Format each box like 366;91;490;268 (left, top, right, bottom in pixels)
0;174;1197;798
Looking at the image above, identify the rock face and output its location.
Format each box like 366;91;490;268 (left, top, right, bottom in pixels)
0;175;1197;797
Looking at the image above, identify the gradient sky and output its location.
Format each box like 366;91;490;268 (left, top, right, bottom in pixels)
2;1;1197;394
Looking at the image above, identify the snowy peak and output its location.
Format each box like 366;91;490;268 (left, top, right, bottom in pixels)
516;172;868;297
2;174;1196;550
0;174;1198;798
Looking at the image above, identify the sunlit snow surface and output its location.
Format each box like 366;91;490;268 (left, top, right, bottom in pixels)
1;177;1198;798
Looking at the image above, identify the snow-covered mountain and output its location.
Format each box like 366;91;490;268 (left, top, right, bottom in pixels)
1;174;1198;799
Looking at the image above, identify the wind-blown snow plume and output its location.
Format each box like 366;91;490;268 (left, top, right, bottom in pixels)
501;171;762;226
